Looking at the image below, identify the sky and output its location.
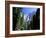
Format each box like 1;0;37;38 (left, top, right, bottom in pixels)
21;8;38;15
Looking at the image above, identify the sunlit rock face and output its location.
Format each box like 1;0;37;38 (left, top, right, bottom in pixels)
24;14;31;22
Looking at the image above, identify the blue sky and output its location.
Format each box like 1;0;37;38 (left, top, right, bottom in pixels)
21;8;38;15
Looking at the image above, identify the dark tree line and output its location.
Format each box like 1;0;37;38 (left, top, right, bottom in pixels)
33;8;40;29
13;7;24;30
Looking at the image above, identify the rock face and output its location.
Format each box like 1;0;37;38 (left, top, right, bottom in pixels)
31;8;40;30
